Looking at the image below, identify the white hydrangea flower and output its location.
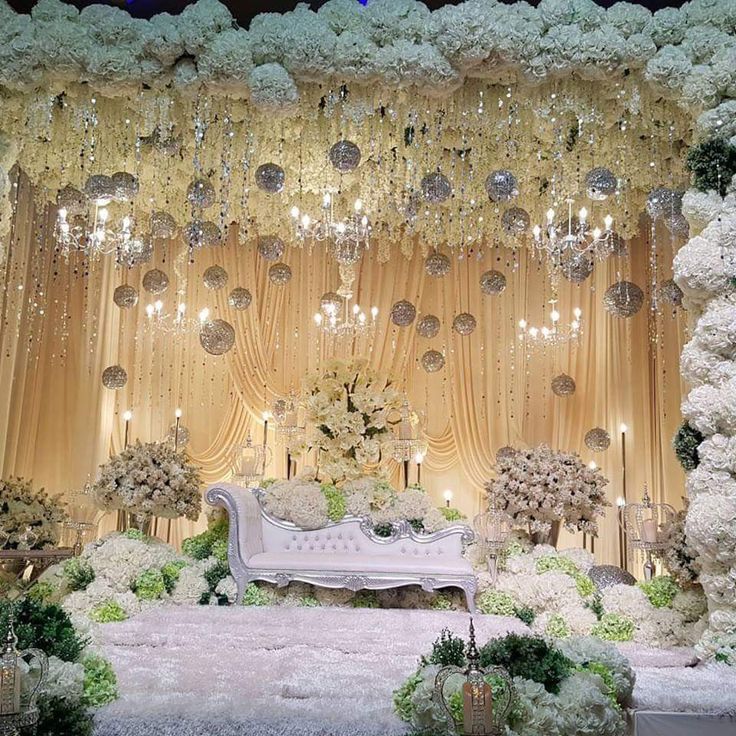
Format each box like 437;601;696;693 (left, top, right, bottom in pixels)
686;465;736;499
557;671;627;735
686;493;736;565
672;587;709;622
698;434;736;473
37;656;85;704
646;7;687;46
644;45;693;92
606;2;652;37
558;547;595;572
169;560;211;604
248;63;299;109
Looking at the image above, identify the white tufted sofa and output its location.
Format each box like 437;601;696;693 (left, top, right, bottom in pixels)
205;484;477;612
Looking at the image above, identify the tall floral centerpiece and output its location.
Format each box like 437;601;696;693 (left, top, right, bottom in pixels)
0;477;67;550
92;441;202;530
486;445;609;546
300;358;404;483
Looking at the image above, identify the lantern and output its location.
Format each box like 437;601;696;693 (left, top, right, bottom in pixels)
230;436;272;486
474;506;512;585
618;485;676;580
433;619;515;736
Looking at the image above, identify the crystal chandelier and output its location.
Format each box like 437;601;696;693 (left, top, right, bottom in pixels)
143;301;212;334
272;393;305;449
386;401;426;462
531;199;614;266
518;299;582;348
230;436;272;486
290;193;371;264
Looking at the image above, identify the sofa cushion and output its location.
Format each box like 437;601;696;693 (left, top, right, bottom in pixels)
248;551;473;576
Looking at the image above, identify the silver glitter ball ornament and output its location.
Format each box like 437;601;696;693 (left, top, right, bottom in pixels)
200;221;222;247
111;171;139;202
113;284;139;309
203;265;228;290
421;172;452;204
329;140;362;172
228;287;252;310
84;174;115;205
416;314;441;339
150;211;177;239
665;212;690;238
167;423;190;449
452;312;477;335
501;206;530;235
320;291;342;314
187;177;216;209
585;167;617;200
480;270;506;295
56;186;87;216
585;427;611;452
421;349;445;373
199;318;236;355
390;300;417;327
657;279;684;307
588;565;637;590
257;235;285;262
424;251;451;278
485;170;518;202
604;281;644;318
184;220;221;248
269;263;292;285
561;254;594;283
646;187;682;220
119;237;153;268
496;446;517;461
142;268;169;295
102;364;128;390
255;163;285;193
551;373;576;397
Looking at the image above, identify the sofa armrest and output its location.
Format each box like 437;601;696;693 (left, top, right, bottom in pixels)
205;484;264;564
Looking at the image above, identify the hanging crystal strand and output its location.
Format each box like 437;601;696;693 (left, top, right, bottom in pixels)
238;128;254;245
219;106;234;240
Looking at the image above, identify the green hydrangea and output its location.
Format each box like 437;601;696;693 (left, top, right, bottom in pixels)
590;613;635;642
431;594;453;610
477;590;517;617
352;590;380;608
261;477;277;488
63;558;95;592
27;581;56;603
211;538;228;562
161;561;187;594
203;560;230;592
89;600;127;623
122;529;145;541
320;484;347;522
545;614;571;639
82;654;118;707
536;555;594;598
392;669;423;722
182;531;216;560
242;583;272;606
580;661;620;709
132;568;166;600
514;605;536;626
299;595;320;607
638;575;679;609
439;507;466;522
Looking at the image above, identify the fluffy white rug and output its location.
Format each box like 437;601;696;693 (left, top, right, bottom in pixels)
93;606;736;735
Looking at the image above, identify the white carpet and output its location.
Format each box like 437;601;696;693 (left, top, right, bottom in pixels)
93;606;736;736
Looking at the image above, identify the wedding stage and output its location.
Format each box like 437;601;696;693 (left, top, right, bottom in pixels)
92;606;736;736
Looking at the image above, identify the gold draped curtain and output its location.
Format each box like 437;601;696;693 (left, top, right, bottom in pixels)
0;174;686;562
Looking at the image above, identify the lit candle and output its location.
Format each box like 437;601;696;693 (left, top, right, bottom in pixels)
262;410;270;448
371;306;378;319
604;214;613;231
641;518;658;543
443;489;453;508
122;410;132;448
174;408;182;451
620;423;628;434
414;451;424;484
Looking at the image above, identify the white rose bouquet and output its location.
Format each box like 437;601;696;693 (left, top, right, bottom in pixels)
0;477;67;549
93;441;202;523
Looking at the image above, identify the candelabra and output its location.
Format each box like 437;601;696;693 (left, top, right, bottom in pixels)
143;301;212;335
313;291;378;339
474;504;512;585
518;300;582;348
231;436;272;486
386;401;426;487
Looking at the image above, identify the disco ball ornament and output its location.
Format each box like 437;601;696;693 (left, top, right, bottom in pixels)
390;300;417;327
228;287;252;310
187;177;216;209
485;169;518;202
480;270;506;295
200;319;236;355
111;171;139;201
254;163;285;193
84;174;115;205
329;140;362;172
665;212;690;238
167;423;190;449
657;278;684;307
585;167;617;200
150;211;177;239
257;234;285;262
269;262;292;285
604;281;644;318
142;268;169;295
421;349;445;373
184;220;222;248
102;365;127;390
585;427;611;452
320;291;342;314
416;314;441;338
119;237;153;268
452;312;477;335
588;565;637;591
200;221;222;246
203;265;228;290
496;446;517;461
561;253;594;283
113;284;139;309
421;172;452;204
424;250;451;278
501;206;530;235
646;187;682;220
56;186;87;216
551;373;576;397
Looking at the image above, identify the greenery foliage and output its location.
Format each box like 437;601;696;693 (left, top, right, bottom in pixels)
673;421;703;471
535;555;595;597
545;614;571;639
89;600;127;623
132;568;166;600
182;515;229;560
161;560;188;594
638;576;679;609
82;654;119;707
392;669;423;722
37;697;93;736
351;590;380;608
242;582;272;606
590;613;635;642
439;507;466;522
321;483;347;522
63;558;96;592
686;137;736;197
425;628;466;668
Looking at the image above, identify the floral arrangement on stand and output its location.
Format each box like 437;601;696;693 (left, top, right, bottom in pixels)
486;444;610;540
0;477;67;550
393;628;634;736
298;358;405;483
0;594;118;736
92;440;202;528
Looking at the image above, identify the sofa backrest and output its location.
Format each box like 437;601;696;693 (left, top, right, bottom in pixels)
222;484;264;560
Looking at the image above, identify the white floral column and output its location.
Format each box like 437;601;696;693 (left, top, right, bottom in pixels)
675;177;736;662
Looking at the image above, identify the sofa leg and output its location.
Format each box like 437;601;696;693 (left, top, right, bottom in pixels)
236;577;247;605
463;583;477;615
